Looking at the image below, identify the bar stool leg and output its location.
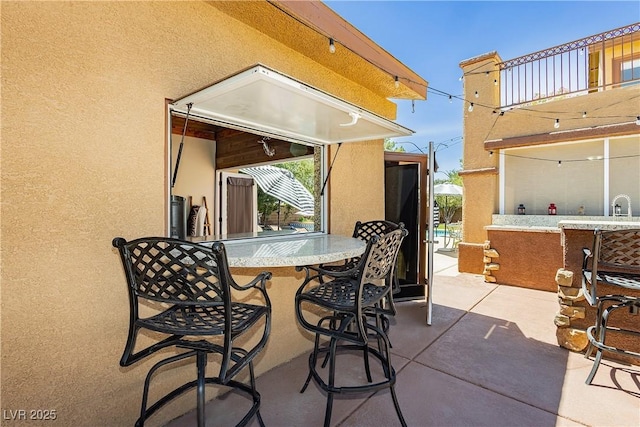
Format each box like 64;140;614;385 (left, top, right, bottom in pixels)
586;302;617;385
323;337;339;427
196;351;207;426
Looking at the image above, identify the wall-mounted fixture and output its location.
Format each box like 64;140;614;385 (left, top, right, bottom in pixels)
260;137;275;157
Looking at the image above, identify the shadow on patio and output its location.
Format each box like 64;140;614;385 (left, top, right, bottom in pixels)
167;256;639;427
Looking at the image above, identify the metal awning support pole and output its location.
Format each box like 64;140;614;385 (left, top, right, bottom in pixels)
171;103;193;188
320;142;342;196
426;141;435;326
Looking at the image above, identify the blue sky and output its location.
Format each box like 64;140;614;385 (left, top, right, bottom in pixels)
325;1;640;174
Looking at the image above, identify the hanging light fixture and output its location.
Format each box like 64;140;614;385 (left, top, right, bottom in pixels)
329;38;336;54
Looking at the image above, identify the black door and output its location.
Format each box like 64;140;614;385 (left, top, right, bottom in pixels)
384;163;425;300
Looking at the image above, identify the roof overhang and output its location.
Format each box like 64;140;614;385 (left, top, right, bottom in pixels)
170;65;414;145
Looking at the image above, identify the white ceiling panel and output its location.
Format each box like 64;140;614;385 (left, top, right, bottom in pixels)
171;65;413;145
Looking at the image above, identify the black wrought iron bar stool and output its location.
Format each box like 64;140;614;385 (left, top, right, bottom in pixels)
317;220;405;334
295;228;408;427
112;237;272;426
581;228;640;385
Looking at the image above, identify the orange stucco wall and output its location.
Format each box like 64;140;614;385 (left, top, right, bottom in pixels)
2;2;396;424
486;229;563;291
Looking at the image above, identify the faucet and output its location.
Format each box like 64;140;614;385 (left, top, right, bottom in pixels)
611;194;632;218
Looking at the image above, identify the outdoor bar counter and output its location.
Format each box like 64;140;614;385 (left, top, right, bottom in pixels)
189;233;367;375
481;215;640;291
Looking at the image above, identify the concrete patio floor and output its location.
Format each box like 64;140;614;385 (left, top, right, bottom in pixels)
167;245;640;427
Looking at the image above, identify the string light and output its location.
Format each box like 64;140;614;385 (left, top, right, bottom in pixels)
496;152;640;164
636;116;640;125
329;38;336;53
394;76;400;88
474;91;479;98
582;111;587;118
494;79;498;86
554;118;560;129
449;95;452;103
489;151;493;157
468;102;474;112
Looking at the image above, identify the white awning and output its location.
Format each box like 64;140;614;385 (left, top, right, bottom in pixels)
170;65;413;145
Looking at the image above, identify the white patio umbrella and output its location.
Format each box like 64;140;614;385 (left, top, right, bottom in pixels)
240;165;314;225
433;183;463;247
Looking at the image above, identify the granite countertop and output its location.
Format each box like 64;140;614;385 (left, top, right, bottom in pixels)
558;220;640;231
218;234;366;268
485;225;560;233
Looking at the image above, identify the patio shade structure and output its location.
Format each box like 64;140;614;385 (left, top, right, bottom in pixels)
433;183;463;248
240;165;314;221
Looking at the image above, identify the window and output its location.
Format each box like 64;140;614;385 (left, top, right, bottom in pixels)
166;65;413;241
169;119;325;240
613;55;640;87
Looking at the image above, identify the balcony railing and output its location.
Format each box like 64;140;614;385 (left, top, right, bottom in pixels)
499;23;640;108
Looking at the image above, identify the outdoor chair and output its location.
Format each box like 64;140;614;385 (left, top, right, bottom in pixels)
112;237;272;427
318;220;406;329
295;228;408;427
581;228;640;385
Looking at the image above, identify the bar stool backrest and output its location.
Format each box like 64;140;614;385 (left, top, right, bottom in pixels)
353;220;404;241
114;237;231;307
594;229;640;270
359;228;408;288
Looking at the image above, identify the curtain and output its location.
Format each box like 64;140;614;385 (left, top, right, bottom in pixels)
227;176;254;234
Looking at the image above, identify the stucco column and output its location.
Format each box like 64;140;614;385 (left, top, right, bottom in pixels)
457;53;501;272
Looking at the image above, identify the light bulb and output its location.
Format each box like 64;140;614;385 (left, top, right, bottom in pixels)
554;119;560;129
459;75;463;82
636;116;640;125
468;103;474;112
329;38;336;54
582;112;587;118
394;76;400;88
489;151;493;157
474;91;479;98
558;160;562;167
494;79;498;86
449;95;452;103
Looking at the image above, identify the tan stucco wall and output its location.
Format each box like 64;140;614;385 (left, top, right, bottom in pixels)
2;2;390;424
328;140;386;236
